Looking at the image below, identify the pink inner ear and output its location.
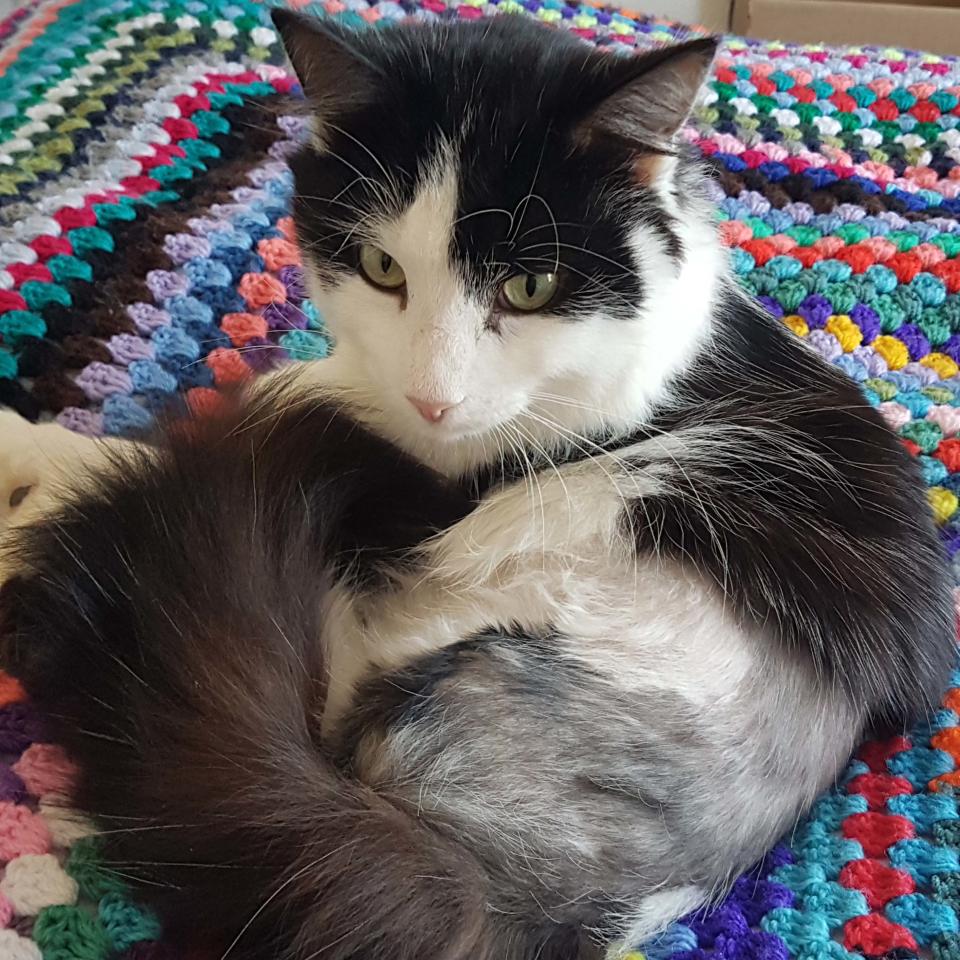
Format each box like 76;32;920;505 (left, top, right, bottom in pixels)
632;154;668;185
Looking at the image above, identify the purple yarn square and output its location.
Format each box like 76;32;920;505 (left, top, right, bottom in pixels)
729;877;794;925
263;301;307;331
0;764;26;803
798;294;832;330
757;295;783;319
163;232;212;265
903;361;939;386
940;526;960;557
186;216;223;237
108;334;155;366
55;407;105;437
896;324;932;362
850;303;880;344
277;114;311;139
248;161;288;188
127;303;171;335
76;362;134;401
942;334;960;365
807;328;843;363
688;902;750;947
851;345;889;377
715;931;789;960
278;265;306;302
0;704;46;754
146;270;190;301
241;337;288;373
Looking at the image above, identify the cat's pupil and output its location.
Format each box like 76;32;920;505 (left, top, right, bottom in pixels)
380;252;393;274
524;274;537;298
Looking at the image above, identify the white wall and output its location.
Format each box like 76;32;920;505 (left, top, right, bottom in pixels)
614;0;731;31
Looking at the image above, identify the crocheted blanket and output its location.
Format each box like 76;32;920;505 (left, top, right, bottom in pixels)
1;0;960;957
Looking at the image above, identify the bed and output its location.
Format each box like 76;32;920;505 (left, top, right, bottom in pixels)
0;0;959;956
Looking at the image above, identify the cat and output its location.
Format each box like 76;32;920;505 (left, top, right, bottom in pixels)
0;12;953;960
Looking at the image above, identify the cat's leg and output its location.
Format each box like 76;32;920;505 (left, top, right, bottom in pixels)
427;446;663;584
0;358;352;538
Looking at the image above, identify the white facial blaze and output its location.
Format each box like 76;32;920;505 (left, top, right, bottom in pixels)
379;152;479;406
302;140;723;478
407;303;477;406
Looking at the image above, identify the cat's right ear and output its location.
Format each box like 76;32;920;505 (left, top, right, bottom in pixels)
271;10;379;122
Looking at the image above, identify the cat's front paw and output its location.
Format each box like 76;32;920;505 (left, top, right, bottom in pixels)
427;458;653;585
0;412;45;530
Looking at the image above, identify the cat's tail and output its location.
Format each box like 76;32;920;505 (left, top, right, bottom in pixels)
4;549;601;959
0;395;598;960
3;571;594;960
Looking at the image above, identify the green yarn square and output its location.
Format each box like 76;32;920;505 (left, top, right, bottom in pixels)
786;225;822;247
20;281;70;311
835;224;870;246
888;230;921;252
151;161;193;185
99;893;162;953
0;310;46;343
92;202;137;225
191;109;230;137
229;80;277;99
933;932;960;960
181;138;221;165
68;226;114;256
22;155;63;175
66;838;127;901
207;90;245;110
934;823;960;850
0;349;17;380
865;378;898;402
889;87;918;110
919;310;952;347
280;329;329;361
140;190;182;207
934;235;960;259
47;255;94;284
901;420;944;455
837;111;863;133
33;905;112;960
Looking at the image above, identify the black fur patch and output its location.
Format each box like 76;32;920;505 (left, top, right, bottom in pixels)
629;288;954;732
281;16;708;320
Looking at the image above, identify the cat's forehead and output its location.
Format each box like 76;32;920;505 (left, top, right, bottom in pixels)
286;19;703;313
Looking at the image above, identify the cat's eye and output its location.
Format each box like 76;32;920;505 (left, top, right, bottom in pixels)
499;272;558;312
358;243;406;290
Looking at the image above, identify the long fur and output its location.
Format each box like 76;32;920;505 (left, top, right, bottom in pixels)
0;14;953;960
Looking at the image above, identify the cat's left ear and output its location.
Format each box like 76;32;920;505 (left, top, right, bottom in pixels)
575;37;718;151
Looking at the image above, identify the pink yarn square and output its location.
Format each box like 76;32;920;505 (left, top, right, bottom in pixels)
0;803;51;861
11;745;76;800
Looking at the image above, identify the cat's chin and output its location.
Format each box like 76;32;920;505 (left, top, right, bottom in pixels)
394;405;521;445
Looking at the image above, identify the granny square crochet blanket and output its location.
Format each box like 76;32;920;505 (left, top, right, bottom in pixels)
1;0;960;958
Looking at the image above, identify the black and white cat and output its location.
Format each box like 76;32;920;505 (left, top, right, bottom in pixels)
0;13;952;960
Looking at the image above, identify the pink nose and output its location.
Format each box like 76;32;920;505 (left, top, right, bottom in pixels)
407;396;460;423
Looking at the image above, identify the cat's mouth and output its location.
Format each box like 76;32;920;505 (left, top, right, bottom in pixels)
401;401;524;445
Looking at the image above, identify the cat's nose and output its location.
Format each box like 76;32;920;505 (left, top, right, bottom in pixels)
407;395;461;423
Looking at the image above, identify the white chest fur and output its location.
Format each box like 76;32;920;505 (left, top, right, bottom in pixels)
320;456;757;734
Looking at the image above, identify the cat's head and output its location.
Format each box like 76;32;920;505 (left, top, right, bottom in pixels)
273;12;723;475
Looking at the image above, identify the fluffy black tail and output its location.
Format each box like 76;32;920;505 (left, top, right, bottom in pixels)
0;389;594;959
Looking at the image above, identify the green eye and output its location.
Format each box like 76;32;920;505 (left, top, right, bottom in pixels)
500;272;558;312
358;244;406;290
